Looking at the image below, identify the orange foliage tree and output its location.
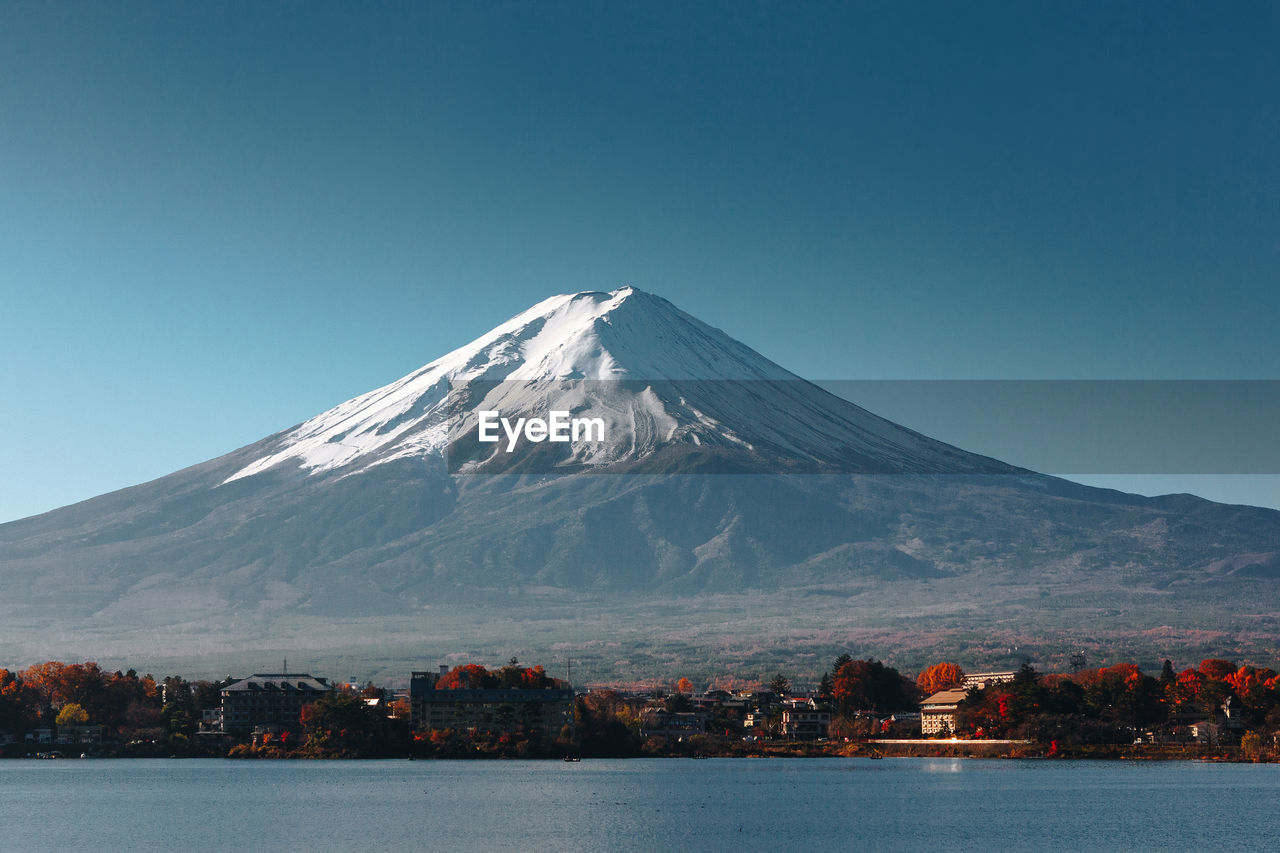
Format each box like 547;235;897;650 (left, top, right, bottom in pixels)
917;663;965;695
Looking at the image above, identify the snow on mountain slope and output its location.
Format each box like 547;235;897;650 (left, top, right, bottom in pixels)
225;287;1012;483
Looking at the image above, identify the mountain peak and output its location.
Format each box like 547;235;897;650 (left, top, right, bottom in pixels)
224;286;784;481
224;288;1007;483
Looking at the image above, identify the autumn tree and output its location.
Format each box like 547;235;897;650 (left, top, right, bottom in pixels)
20;661;68;721
832;659;918;716
438;662;560;691
55;702;89;727
676;677;694;694
1199;659;1237;681
437;664;495;690
917;662;965;695
519;665;554;689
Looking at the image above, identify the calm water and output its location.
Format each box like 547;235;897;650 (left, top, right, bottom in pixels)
1;758;1277;851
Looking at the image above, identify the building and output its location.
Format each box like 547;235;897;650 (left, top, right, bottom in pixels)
220;673;334;735
409;669;573;734
55;724;102;746
921;688;970;735
780;698;831;740
639;710;709;740
961;671;1017;689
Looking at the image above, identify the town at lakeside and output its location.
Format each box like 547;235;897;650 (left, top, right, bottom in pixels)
3;655;1278;762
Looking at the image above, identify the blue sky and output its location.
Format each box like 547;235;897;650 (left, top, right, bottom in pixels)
2;1;1278;522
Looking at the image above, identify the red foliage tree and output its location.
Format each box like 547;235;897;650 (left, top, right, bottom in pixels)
436;664;494;690
1198;659;1236;680
520;666;551;689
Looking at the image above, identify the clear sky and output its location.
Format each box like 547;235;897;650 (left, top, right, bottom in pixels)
2;1;1278;522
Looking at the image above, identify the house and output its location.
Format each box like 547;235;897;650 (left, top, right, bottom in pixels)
201;707;223;731
55;724;102;745
921;688;970;735
1186;697;1248;744
220;673;334;735
780;698;830;740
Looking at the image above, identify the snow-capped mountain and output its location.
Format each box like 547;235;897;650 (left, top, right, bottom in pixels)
1;287;1278;676
226;286;1013;481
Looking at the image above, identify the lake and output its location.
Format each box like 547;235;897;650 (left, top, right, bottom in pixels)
2;758;1278;851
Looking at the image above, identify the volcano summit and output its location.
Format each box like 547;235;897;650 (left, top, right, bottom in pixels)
2;287;1277;678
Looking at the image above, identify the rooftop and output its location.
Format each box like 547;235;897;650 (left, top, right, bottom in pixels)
222;674;332;693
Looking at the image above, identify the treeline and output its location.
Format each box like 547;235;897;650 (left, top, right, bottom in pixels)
953;659;1280;753
0;662;222;755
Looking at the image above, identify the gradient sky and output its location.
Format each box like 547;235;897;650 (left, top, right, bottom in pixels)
2;1;1278;522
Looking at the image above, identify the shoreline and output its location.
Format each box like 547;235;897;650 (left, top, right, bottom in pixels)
10;732;1269;758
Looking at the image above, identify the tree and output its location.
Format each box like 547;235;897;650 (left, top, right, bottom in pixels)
573;693;641;757
917;663;965;695
164;704;194;736
768;673;791;697
1199;659;1236;681
675;678;694;694
497;659;524;689
191;680;222;714
301;692;377;756
833;659;918;716
55;702;88;727
437;664;495;690
663;692;692;713
20;661;68;720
